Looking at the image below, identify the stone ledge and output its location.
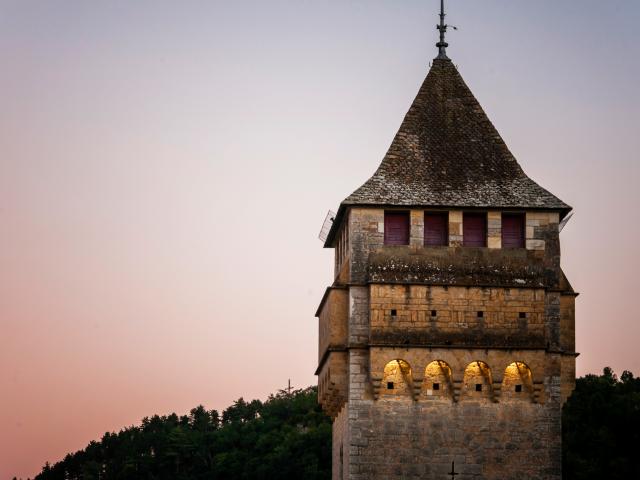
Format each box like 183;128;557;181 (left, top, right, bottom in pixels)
367;245;560;288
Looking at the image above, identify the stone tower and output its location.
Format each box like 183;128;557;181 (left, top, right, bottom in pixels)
315;9;577;480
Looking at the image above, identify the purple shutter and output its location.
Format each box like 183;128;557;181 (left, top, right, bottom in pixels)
463;213;487;247
502;213;525;248
424;212;448;246
384;211;410;245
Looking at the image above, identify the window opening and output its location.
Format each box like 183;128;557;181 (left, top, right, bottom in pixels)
502;213;525;248
384;211;410;245
463;212;487;247
424;212;448;246
502;362;533;400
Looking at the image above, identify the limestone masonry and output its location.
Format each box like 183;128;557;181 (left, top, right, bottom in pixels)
315;55;577;479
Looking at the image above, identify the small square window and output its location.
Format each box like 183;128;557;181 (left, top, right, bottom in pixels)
519;312;527;319
433;383;440;390
475;384;482;392
391;309;397;317
515;384;522;393
387;382;394;390
431;310;437;317
477;311;484;318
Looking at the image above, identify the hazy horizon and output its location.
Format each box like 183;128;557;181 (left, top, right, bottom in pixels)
1;1;639;478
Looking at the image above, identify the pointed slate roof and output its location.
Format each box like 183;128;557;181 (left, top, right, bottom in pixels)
325;58;570;247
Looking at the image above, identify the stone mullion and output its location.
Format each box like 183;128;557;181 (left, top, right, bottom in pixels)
532;381;544;404
451;372;464;402
448;210;463;246
487;211;502;248
491;371;503;402
411;378;423;401
370;375;382;400
409;209;424;247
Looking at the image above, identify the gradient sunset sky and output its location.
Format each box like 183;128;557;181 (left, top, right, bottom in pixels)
1;1;639;478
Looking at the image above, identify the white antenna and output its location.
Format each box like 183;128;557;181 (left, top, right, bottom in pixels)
559;212;574;233
318;210;336;242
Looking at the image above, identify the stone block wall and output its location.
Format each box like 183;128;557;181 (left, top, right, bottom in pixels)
545;292;562;351
318;352;348;418
410;210;424;247
560;355;576;405
349;209;384;283
332;405;349;480
349;286;370;347
370;285;546;348
526;212;560;252
487;211;502;249
559;294;576;352
449;210;463;247
318;287;348;362
343;399;562;480
334;220;350;279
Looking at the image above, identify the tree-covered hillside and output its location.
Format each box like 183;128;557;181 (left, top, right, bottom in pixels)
21;369;640;480
33;387;331;480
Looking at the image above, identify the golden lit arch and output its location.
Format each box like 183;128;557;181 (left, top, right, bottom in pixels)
381;359;413;397
502;361;534;400
462;361;493;398
423;360;452;398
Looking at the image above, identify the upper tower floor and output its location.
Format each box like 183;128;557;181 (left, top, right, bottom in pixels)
331;207;567;288
324;59;571;292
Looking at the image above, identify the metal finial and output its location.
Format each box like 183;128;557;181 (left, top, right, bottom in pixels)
436;0;456;60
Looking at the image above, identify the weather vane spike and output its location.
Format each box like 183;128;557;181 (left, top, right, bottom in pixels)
436;0;457;59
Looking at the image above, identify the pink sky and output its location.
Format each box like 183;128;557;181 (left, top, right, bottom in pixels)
1;1;639;478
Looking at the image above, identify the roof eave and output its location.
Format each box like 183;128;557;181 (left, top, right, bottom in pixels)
323;205;347;248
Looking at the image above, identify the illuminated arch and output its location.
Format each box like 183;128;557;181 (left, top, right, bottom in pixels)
462;361;493;399
422;360;453;399
381;359;413;397
502;362;534;400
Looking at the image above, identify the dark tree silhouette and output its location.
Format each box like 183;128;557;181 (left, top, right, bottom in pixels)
563;368;640;479
33;386;331;480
